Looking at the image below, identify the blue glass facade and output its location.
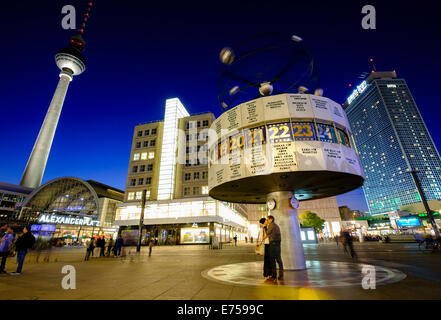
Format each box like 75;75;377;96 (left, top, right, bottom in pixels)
345;75;441;215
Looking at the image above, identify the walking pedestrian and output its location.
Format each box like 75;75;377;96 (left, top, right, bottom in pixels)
342;230;357;259
0;223;8;238
334;235;339;246
257;218;271;279
114;235;123;257
106;238;114;256
250;236;253;244
11;226;35;275
233;235;237;246
85;237;95;261
148;238;154;257
263;215;284;281
0;227;15;274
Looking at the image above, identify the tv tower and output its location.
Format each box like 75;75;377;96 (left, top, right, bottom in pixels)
20;2;94;189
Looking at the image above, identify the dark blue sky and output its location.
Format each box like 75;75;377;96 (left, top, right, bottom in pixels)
1;0;440;212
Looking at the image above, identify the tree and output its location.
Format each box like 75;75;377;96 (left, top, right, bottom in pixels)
299;210;325;232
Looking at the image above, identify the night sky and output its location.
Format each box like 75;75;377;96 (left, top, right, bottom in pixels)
1;0;440;212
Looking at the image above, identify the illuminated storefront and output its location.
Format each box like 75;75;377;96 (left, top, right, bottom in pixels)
115;197;248;245
18;177;123;243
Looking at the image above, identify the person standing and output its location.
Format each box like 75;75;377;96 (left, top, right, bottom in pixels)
11;226;35;275
257;218;271;279
233;235;238;246
114;235;123;257
106;238;114;256
0;227;15;274
84;237;95;261
264;215;284;281
98;236;106;257
148;238;154;257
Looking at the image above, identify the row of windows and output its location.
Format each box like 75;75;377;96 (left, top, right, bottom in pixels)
186;132;208;141
137;128;157;137
129;177;152;186
183;186;209;195
184;171;208;181
127;190;151;200
186;120;210;129
133;152;155;161
186;145;208;153
185;158;208;166
135;140;156;148
132;164;154;173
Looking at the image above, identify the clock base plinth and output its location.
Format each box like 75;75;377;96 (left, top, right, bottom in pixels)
267;191;306;271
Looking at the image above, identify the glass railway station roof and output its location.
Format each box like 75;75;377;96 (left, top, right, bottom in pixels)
19;177;124;223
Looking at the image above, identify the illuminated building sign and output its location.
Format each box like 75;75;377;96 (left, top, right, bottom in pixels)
180;227;209;244
38;214;100;226
347;81;368;105
396;217;421;228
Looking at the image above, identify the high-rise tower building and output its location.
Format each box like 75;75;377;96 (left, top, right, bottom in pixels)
115;98;250;245
20;2;93;189
344;71;441;215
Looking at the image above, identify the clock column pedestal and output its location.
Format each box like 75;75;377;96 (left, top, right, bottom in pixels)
267;191;306;270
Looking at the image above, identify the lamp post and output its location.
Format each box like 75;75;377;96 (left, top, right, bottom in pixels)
409;170;440;237
137;190;147;252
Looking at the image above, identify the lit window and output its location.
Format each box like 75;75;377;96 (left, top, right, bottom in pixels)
146;190;151;198
148;152;155;159
202;186;208;195
135;192;142;200
127;192;134;200
133;153;140;161
141;152;147;160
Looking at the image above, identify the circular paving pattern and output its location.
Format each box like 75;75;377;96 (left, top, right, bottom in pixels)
202;260;406;287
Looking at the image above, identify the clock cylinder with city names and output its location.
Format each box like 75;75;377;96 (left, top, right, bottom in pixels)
208;93;365;204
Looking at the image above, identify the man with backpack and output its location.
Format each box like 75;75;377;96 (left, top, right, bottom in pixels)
11;226;35;275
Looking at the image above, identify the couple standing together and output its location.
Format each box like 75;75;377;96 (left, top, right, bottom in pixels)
258;216;283;281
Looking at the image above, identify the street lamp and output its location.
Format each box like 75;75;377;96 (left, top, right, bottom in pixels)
408;169;440;237
137;190;147;252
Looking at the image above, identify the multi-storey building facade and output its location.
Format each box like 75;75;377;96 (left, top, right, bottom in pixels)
344;71;441;215
115;98;249;245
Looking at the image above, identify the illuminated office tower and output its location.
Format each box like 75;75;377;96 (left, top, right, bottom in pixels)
344;71;441;215
20;3;93;189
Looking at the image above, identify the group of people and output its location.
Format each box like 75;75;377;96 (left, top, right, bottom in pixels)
257;215;284;282
84;235;124;260
0;224;36;275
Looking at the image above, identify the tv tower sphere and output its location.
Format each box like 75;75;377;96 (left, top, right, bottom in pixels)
55;37;86;76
